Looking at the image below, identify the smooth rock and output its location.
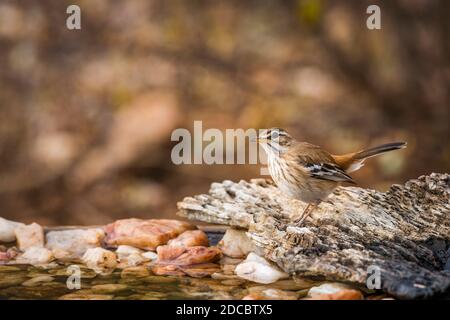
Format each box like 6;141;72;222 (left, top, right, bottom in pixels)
218;228;255;258
244;288;298;300
59;293;114;300
305;289;364;300
47;266;98;279
82;247;117;274
307;282;354;297
157;230;210;261
141;292;168;299
116;245;145;267
180;263;221;278
120;266;150;278
271;279;317;291
141;275;178;284
221;264;237;275
116;245;143;259
156;246;222;266
219;257;244;266
22;275;55;287
142;251;158;261
0;218;25;242
167;230;209;247
91;284;128;294
235;253;288;284
306;282;364;300
221;279;246;286
211;272;240;280
46;228;105;260
0;247;19;261
104;218;194;250
151;264;185;276
156;245;186;261
0;274;28;289
14;223;44;250
152;246;222;277
0;265;22;272
15;247;54;265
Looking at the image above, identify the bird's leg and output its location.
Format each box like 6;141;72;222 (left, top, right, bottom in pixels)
294;202;318;225
294;203;311;223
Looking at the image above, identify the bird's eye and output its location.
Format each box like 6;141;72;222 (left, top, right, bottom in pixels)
271;131;279;140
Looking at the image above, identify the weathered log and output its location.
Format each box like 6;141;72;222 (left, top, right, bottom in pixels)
177;173;450;299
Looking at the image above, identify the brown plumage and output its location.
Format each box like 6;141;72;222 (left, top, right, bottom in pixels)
333;142;407;173
257;128;406;224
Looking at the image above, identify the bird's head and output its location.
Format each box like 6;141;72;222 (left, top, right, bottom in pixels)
256;128;293;156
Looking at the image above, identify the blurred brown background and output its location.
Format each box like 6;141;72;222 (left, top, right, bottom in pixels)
0;0;449;225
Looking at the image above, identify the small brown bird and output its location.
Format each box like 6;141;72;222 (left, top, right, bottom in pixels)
257;128;406;224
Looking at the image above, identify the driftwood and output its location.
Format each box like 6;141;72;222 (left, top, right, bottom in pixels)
177;173;450;299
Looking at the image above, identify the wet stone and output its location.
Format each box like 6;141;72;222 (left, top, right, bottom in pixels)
0;283;70;299
118;278;146;286
0;242;376;300
91;284;128;294
221;279;246;286
59;292;114;300
296;288;310;299
120;266;150;278
0;265;23;272
269;279;317;291
142;275;178;284
49;266;98;279
211;272;239;280
141;291;167;299
245;287;299;300
0;275;28;289
22;275;55;287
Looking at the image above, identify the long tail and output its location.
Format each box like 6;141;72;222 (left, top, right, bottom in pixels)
333;142;407;173
353;142;407;160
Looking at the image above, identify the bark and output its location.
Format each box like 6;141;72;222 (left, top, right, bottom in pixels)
177;173;450;299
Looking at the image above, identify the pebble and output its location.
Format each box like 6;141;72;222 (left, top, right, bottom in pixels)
22;275;55;287
218;228;255;258
59;293;114;300
142;251;158;261
142;275;177;284
14;223;44;250
0;265;22;272
120;266;150;278
211;272;241;281
48;266;97;279
221;279;246;286
91;284;128;294
305;289;364;300
16;247;54;265
307;282;353;297
306;283;363;300
270;279;317;291
244;288;298;300
235;253;288;284
141;291;167;299
221;264;237;275
0;275;29;289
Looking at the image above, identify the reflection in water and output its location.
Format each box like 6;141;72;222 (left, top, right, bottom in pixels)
0;263;313;300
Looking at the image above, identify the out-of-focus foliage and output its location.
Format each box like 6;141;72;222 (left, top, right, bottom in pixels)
0;0;448;225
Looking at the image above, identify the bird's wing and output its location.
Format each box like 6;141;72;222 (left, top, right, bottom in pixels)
294;142;356;184
304;162;355;183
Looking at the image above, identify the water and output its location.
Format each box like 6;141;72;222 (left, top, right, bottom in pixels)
0;264;312;300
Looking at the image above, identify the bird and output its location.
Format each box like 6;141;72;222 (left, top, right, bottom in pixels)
256;128;406;225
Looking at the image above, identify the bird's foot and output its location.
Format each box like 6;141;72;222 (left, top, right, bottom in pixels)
293;216;307;226
292;202;318;226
